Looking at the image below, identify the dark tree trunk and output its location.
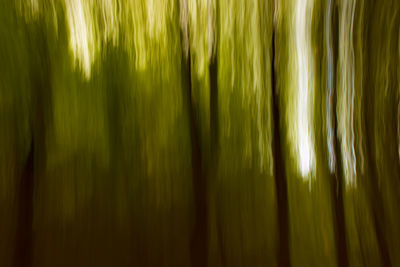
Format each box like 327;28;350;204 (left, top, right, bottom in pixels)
178;20;208;265
177;1;208;266
209;35;226;267
210;42;219;154
329;4;349;266
13;22;52;267
185;50;208;267
363;2;391;265
13;142;34;267
363;63;392;267
364;83;392;267
271;30;291;267
208;2;224;266
330;70;349;267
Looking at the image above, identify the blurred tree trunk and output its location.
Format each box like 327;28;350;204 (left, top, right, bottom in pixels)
364;76;392;267
271;29;291;267
178;3;208;265
180;1;220;266
13;21;52;267
209;5;219;157
185;51;208;267
330;53;349;267
363;2;391;265
186;47;208;267
209;1;223;266
329;3;349;266
13;142;34;267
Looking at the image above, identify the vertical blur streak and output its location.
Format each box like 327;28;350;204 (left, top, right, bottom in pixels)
338;0;357;186
326;0;335;173
65;0;96;79
398;31;400;162
271;26;291;267
179;0;189;57
354;0;364;175
295;0;315;179
13;143;34;267
326;2;349;266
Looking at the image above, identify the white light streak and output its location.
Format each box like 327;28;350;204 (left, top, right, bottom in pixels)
295;0;316;178
65;0;96;78
326;0;335;173
338;0;357;186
